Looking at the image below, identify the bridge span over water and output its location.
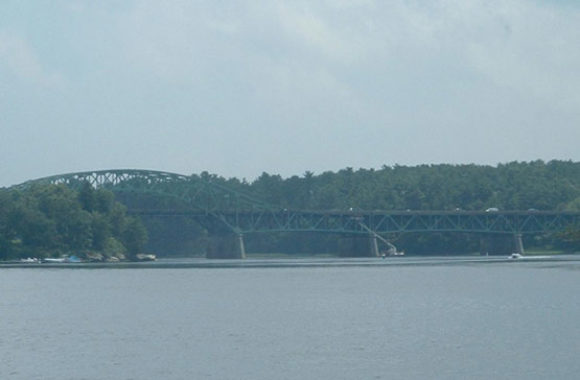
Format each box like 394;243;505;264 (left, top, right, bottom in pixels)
16;169;580;258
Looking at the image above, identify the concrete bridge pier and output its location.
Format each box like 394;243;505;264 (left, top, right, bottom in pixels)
237;233;247;259
513;233;525;255
369;234;380;257
206;233;246;259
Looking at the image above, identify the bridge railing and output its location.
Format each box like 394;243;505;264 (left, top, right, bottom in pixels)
133;208;580;235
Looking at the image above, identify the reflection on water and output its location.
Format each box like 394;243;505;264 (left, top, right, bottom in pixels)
1;255;580;380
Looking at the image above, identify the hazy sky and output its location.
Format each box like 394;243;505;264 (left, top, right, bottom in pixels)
1;0;579;187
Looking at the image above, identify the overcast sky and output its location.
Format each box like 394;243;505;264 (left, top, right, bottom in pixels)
1;0;579;187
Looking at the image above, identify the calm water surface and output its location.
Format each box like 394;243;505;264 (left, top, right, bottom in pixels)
1;256;580;380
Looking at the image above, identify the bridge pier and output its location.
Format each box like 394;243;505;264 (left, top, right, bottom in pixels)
369;234;380;257
206;234;246;259
513;233;525;255
237;234;247;259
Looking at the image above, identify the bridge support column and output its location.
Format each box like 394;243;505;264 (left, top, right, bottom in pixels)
237;234;247;259
206;234;246;259
513;233;525;255
369;234;380;257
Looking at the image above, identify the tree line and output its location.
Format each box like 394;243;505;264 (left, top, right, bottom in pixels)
237;160;580;212
0;183;147;261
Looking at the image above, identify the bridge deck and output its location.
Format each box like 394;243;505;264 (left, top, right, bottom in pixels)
131;209;580;235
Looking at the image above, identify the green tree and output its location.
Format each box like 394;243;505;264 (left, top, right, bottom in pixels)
78;182;95;212
91;212;111;251
122;218;148;257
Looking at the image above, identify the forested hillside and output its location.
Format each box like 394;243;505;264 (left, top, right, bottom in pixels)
0;183;147;261
236;160;580;212
144;160;580;256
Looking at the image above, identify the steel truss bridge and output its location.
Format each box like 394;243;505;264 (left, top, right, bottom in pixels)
15;169;580;237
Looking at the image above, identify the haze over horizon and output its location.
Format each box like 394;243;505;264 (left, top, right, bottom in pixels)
2;0;579;187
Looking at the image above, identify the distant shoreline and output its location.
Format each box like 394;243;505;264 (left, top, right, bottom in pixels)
2;254;579;269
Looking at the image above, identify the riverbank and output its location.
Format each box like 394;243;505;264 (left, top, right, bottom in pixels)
2;254;580;270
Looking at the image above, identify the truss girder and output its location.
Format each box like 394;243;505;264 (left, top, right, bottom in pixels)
210;210;580;235
129;209;580;235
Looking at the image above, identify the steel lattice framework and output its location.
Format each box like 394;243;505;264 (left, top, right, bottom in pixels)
15;169;580;235
210;210;580;235
16;169;270;211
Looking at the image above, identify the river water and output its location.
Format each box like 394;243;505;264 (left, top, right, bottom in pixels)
1;256;580;380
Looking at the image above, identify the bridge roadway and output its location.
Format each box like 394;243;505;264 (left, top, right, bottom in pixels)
131;209;580;259
131;209;580;235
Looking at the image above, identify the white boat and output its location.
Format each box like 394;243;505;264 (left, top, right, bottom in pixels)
135;253;156;261
20;257;39;263
42;257;66;263
509;253;523;259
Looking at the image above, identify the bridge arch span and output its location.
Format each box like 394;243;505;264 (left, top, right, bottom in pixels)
15;169;270;215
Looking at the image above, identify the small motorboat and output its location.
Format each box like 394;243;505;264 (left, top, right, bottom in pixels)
20;257;39;263
135;253;156;262
509;253;523;259
42;257;66;263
